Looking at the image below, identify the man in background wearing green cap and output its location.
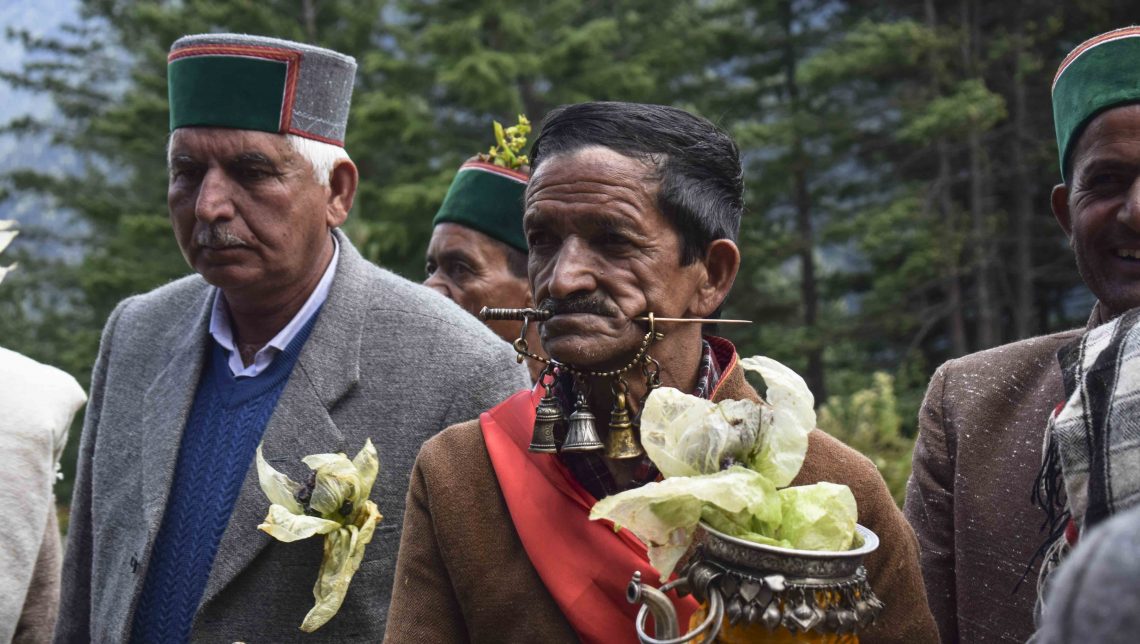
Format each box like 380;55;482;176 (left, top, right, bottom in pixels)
54;34;527;642
905;26;1140;643
425;118;545;381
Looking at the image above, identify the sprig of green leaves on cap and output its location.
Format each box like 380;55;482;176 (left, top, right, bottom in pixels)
479;114;531;170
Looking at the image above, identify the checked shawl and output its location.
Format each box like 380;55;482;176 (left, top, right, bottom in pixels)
1044;307;1140;539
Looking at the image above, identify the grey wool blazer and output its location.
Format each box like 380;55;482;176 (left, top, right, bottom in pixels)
53;230;530;642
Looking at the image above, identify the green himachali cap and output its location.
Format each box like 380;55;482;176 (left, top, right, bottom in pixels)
168;34;357;146
432;160;529;252
1052;26;1140;181
432;116;532;252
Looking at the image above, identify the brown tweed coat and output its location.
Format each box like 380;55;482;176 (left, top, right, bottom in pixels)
386;359;937;643
904;306;1104;643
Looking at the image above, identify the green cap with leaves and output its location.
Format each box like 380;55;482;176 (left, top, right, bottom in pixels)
1052;26;1140;181
432;116;531;252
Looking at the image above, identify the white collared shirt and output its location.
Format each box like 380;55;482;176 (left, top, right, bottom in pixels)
208;236;339;378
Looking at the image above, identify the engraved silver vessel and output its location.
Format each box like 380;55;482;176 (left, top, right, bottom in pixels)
628;522;885;643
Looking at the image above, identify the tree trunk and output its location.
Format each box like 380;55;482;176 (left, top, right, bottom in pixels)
962;0;997;349
927;0;968;356
781;0;826;402
301;0;318;42
941;143;969;356
519;79;546;124
1011;9;1036;339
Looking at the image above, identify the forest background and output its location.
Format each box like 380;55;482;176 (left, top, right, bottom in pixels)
2;0;1137;515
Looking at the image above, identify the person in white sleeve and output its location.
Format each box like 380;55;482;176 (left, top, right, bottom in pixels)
0;220;87;643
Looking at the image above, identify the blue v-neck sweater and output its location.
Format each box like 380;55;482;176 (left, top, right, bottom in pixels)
130;312;319;643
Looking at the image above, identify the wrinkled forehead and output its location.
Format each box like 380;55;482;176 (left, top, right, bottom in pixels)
527;146;657;194
169;126;294;158
524;146;661;226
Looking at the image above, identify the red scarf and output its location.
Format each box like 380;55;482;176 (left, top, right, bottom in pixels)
481;387;699;643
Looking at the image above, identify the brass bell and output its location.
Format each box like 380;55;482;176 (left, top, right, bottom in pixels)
529;371;562;453
562;392;603;452
605;390;644;460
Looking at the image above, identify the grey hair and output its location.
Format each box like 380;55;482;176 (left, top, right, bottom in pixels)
166;132;351;186
285;134;351;187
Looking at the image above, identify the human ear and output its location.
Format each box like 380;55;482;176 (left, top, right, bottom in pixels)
687;239;741;318
1052;183;1073;240
326;159;358;228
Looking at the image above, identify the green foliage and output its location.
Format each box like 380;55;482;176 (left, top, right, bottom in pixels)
898;79;1008;144
799;19;943;87
818;373;914;506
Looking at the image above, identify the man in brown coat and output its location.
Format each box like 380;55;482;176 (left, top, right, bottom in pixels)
386;101;937;643
905;26;1140;643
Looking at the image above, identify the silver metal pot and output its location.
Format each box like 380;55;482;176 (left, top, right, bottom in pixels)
629;523;884;643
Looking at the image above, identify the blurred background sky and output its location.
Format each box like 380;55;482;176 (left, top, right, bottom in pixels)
2;0;87;259
0;1;71;127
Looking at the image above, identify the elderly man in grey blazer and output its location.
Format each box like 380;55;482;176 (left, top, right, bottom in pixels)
53;34;528;642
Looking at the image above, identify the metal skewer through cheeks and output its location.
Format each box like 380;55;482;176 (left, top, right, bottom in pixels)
479;307;553;321
478;307;752;325
495;309;663;380
479;306;751;457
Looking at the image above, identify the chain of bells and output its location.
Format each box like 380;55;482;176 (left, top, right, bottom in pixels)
508;313;665;459
681;555;885;636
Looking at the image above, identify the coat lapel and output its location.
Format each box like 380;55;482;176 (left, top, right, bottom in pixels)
198;230;368;610
704;338;758;405
198;373;346;609
140;286;213;564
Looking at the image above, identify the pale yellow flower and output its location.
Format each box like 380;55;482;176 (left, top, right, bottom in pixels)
256;439;383;632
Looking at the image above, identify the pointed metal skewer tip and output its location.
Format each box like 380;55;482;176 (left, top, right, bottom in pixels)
635;317;752;324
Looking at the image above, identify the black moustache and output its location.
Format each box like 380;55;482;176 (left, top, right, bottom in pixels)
539;296;618;317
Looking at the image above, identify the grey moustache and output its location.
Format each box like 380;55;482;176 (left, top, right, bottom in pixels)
195;227;248;248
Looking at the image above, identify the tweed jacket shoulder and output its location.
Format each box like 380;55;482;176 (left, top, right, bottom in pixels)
54;231;531;643
385;361;937;644
904;324;1091;644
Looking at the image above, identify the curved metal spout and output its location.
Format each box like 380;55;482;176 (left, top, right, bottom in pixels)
627;571;680;641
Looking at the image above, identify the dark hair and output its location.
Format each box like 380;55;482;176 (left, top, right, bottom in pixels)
529;101;744;265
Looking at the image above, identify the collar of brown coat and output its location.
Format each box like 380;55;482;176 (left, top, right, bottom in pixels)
708;349;760;404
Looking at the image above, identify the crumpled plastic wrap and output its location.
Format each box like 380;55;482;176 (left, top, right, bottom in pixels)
640;390;763;478
739;356;815;488
590;355;857;580
590;466;779;579
256;439;383;632
776;482;858;552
